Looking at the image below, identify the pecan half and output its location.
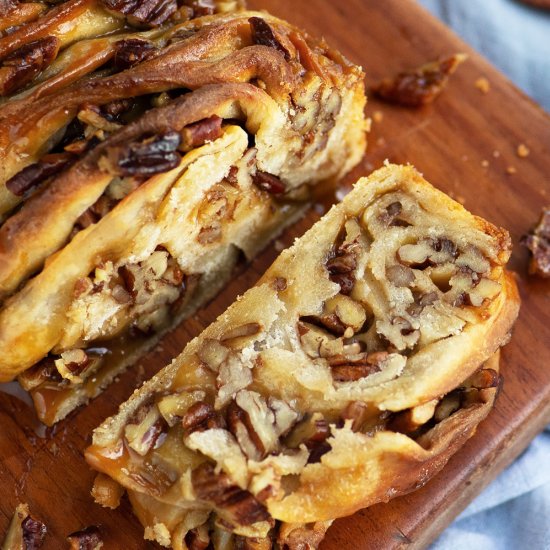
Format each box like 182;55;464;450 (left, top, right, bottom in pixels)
113;38;158;70
249;17;291;61
373;54;467;107
102;0;178;27
182;401;225;436
521;207;550;277
0;36;60;96
180;115;223;151
6;153;75;196
192;462;270;525
252;171;286;195
104;131;182;177
67;526;103;550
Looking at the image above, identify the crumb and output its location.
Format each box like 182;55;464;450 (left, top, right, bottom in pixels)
274;239;285;252
373;110;384;123
481;160;489;168
506;166;517;175
376;136;386;147
372;53;467;107
517;144;530;158
475;77;490;93
493;150;500;158
48;442;59;456
461;155;469;162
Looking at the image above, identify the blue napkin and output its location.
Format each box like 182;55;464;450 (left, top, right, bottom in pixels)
416;1;550;547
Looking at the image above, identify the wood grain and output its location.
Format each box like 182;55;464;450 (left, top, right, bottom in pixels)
1;0;550;548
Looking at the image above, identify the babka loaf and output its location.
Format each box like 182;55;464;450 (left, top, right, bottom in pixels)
0;7;367;424
86;164;520;549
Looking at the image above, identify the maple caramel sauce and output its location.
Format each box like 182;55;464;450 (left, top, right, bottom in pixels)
29;328;156;425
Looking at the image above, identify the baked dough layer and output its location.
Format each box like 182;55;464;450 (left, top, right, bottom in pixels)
86;164;519;548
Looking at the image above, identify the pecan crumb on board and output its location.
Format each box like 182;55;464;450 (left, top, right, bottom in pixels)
372;53;467;107
521;207;550;277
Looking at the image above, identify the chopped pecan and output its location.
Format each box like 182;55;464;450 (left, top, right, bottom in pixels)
124;404;168;456
397;237;458;269
249;17;291;61
388;399;438;434
2;504;46;550
321;294;367;334
77;103;123;134
325;242;358;295
0;36;60;95
252;171;286;195
18;357;62;391
380;201;410;227
373;54;467;107
22;515;47;550
521;207;550;277
285;413;330;464
6;153;75;196
227;400;265;460
221;322;262;343
182;401;225;436
462;368;500;390
101;0;178;27
113;38;158;70
341;401;372;432
181;0;216;17
180;115;223;151
185;527;210;550
67;526;103;550
386;264;415;287
330;351;388;382
103;131;182;177
192;462;270;525
235;535;273;550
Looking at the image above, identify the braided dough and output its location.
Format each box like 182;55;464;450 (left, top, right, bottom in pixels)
86;164;519;548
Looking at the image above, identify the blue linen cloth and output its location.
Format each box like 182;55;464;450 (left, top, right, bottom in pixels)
416;1;550;548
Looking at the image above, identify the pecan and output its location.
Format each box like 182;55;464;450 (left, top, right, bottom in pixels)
192;462;270;525
77;104;123;134
102;0;178;27
6;153;75;196
386;264;415;287
66;526;103;550
249;17;291;61
0;36;60;95
22;515;47;550
180;115;223;151
182;401;225;436
18;357;62;391
271;277;287;291
521;207;550;277
181;0;216;17
124;404;168;456
252;171;286;195
285;413;330;464
227;400;265;460
373;54;467;107
462;368;500;390
185;527;210;550
113;38;158;70
330;351;388;382
397;237;458;269
220;322;262;342
341;401;372;432
105;131;182;177
326;241;358;295
380;201;410;227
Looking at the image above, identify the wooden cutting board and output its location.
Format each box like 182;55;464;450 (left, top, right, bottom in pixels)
1;0;550;548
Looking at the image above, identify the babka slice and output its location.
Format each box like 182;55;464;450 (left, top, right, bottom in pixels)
86;164;519;548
